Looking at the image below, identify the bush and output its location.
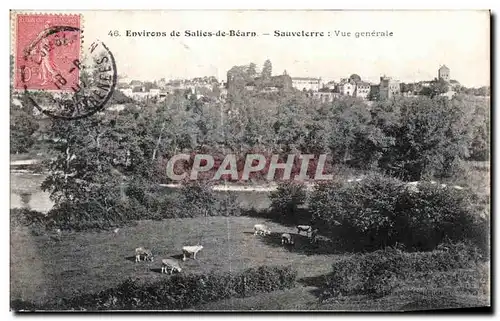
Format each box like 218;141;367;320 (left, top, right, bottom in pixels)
310;174;405;251
320;242;485;300
46;201;127;231
12;265;297;311
11;208;47;227
309;174;488;252
269;182;308;224
178;181;218;217
16;182;243;232
218;192;242;217
129;182;242;219
396;182;479;250
10;208;50;235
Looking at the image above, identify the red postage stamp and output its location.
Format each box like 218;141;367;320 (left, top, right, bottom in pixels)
14;13;81;91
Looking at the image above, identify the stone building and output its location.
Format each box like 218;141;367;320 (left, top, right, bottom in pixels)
291;77;322;92
355;81;371;100
338;80;356;96
379;76;400;100
438;65;450;82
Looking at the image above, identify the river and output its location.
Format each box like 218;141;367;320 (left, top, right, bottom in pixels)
10;172;272;213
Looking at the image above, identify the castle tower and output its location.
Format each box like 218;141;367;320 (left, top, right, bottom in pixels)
438;65;450;82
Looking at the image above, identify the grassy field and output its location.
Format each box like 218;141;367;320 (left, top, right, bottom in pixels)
9;160;490;311
10;215;489;311
10;216;340;306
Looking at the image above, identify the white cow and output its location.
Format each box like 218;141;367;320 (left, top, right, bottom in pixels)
182;245;203;261
281;233;294;245
135;247;154;262
254;224;271;236
297;225;312;236
161;258;182;274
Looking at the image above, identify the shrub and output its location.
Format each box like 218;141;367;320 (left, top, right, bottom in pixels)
10;208;50;235
16;181;243;232
269;182;308;224
310;174;405;251
218;192;242;217
176;181;217;217
309;174;488;252
11;208;47;227
12;265;297;311
320;242;485;300
46;201;126;231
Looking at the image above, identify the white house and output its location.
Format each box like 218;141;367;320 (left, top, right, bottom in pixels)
339;81;355;96
292;77;322;92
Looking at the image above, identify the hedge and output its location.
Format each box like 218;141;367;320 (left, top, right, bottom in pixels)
11;265;297;311
320;242;487;300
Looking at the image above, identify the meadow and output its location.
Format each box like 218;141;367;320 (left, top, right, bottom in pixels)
11;215;489;311
10;160;490;311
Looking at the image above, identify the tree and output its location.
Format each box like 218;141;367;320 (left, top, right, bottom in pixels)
247;62;257;78
41;114;126;226
368;89;379;101
109;90;133;105
427;78;450;98
400;82;416;94
10;104;39;154
227;65;249;90
477;86;490;96
40;102;163;227
270;182;307;223
374;96;475;180
262;59;272;79
323;98;390;167
458;95;490;161
273;95;316;153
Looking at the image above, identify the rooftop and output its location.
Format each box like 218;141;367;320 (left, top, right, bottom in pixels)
291;77;321;81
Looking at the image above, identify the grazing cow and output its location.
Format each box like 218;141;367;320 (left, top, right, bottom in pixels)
254;224;271;236
182;245;203;261
161;258;182;274
135;247;154;262
297;225;312;236
311;230;330;245
113;228;120;235
281;233;294;245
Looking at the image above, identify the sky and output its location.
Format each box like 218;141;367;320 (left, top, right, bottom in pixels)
49;10;489;87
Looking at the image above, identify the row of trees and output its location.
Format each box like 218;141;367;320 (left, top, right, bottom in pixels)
10;83;489;227
400;79;490;98
14;86;489;180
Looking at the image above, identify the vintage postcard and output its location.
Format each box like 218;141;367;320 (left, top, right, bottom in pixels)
10;10;491;312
